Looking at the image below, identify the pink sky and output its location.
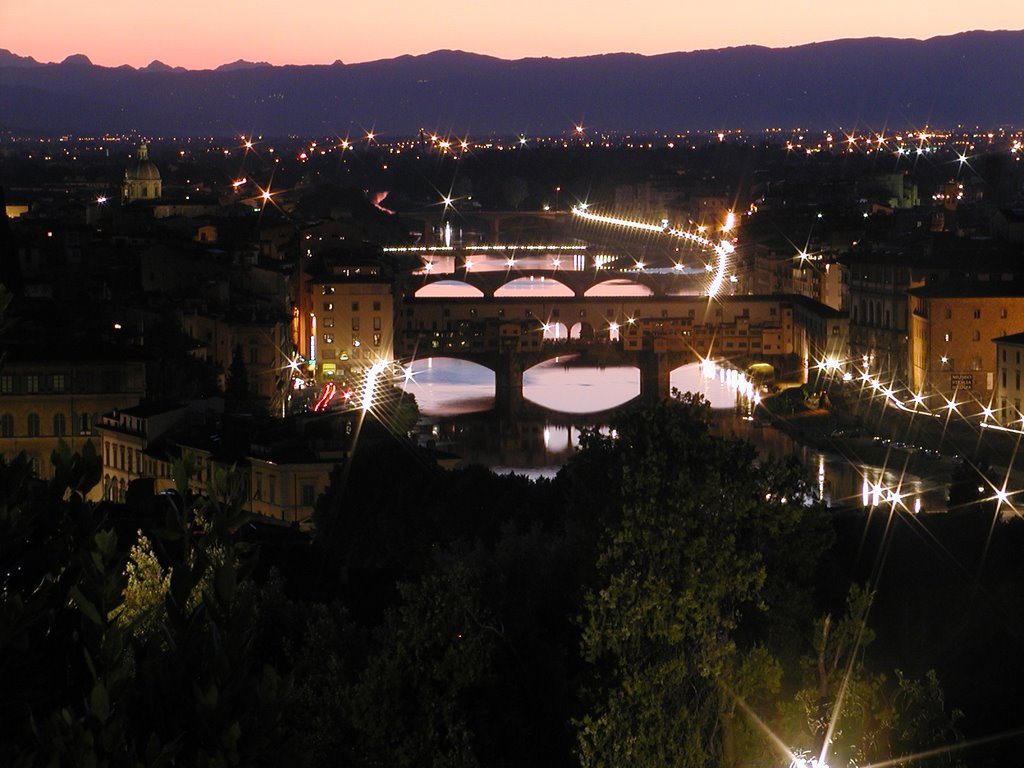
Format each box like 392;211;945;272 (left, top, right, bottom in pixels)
2;0;1022;69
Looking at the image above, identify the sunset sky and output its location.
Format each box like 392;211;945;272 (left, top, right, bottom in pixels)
2;0;1022;69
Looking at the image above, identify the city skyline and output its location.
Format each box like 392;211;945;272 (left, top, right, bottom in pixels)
2;0;1023;70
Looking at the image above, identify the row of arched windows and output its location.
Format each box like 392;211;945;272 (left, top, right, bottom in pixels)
102;475;127;503
0;412;91;438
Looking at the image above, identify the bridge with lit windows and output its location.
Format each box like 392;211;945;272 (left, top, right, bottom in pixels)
389;209;842;413
394;285;835;413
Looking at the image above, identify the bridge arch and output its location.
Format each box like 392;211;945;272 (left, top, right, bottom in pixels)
543;322;569;340
583;279;654;297
569;321;594;340
494;276;575;298
414;280;485;299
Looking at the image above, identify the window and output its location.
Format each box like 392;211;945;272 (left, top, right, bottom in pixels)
126;449;133;474
971;357;982;371
972;331;981;341
323;334;334;344
944;332;952;342
322;286;335;295
268;476;276;505
53;413;66;437
323;302;334;311
373;333;382;347
254;473;263;500
301;483;315;507
351;317;360;331
1001;308;1008;319
119;445;125;469
0;414;12;437
105;442;110;466
373;316;382;330
52;374;65;392
944;307;952;319
351;302;360;311
0;375;11;394
27;413;40;437
323;317;334;328
973;309;981;319
79;413;90;434
1017;371;1021;390
373;301;381;311
27;375;40;393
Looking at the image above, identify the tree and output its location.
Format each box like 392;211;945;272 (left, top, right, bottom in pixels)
0;448;301;766
348;563;495;768
774;584;965;768
575;393;824;768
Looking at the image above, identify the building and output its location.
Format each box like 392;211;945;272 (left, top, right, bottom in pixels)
992;332;1024;425
96;401;190;502
182;309;291;409
0;344;146;498
122;144;161;203
908;281;1024;412
96;403;349;526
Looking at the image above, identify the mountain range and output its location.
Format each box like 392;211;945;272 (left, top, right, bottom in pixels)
2;31;1023;136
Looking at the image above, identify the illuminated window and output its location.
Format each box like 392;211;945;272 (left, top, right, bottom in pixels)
323;334;334;344
373;333;382;347
27;375;39;393
52;374;65;392
944;332;952;342
351;317;360;331
323;302;334;311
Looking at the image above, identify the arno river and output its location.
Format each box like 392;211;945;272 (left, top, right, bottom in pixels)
399;357;951;513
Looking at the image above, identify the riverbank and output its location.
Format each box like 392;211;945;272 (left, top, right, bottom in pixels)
760;382;1024;510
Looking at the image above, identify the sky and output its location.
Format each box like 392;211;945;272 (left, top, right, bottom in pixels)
2;0;1023;69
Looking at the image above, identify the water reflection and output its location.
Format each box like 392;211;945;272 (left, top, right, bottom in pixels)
401;356;745;415
400;358;950;510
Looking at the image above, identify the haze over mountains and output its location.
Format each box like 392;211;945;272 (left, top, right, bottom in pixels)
2;30;1023;136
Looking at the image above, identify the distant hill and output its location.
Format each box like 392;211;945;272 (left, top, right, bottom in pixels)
2;31;1023;135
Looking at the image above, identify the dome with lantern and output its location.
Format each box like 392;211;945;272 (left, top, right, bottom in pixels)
122;143;161;202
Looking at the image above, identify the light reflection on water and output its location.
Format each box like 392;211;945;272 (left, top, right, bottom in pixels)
399;358;949;510
401;357;741;414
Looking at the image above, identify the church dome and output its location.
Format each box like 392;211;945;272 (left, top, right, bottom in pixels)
125;144;160;181
122;143;162;202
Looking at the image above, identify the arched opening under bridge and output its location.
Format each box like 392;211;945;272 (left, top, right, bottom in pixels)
397;357;494;415
494;277;575;298
584;279;654;297
414;281;485;299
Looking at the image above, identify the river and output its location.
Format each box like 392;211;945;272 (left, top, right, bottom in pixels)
398;357;950;512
